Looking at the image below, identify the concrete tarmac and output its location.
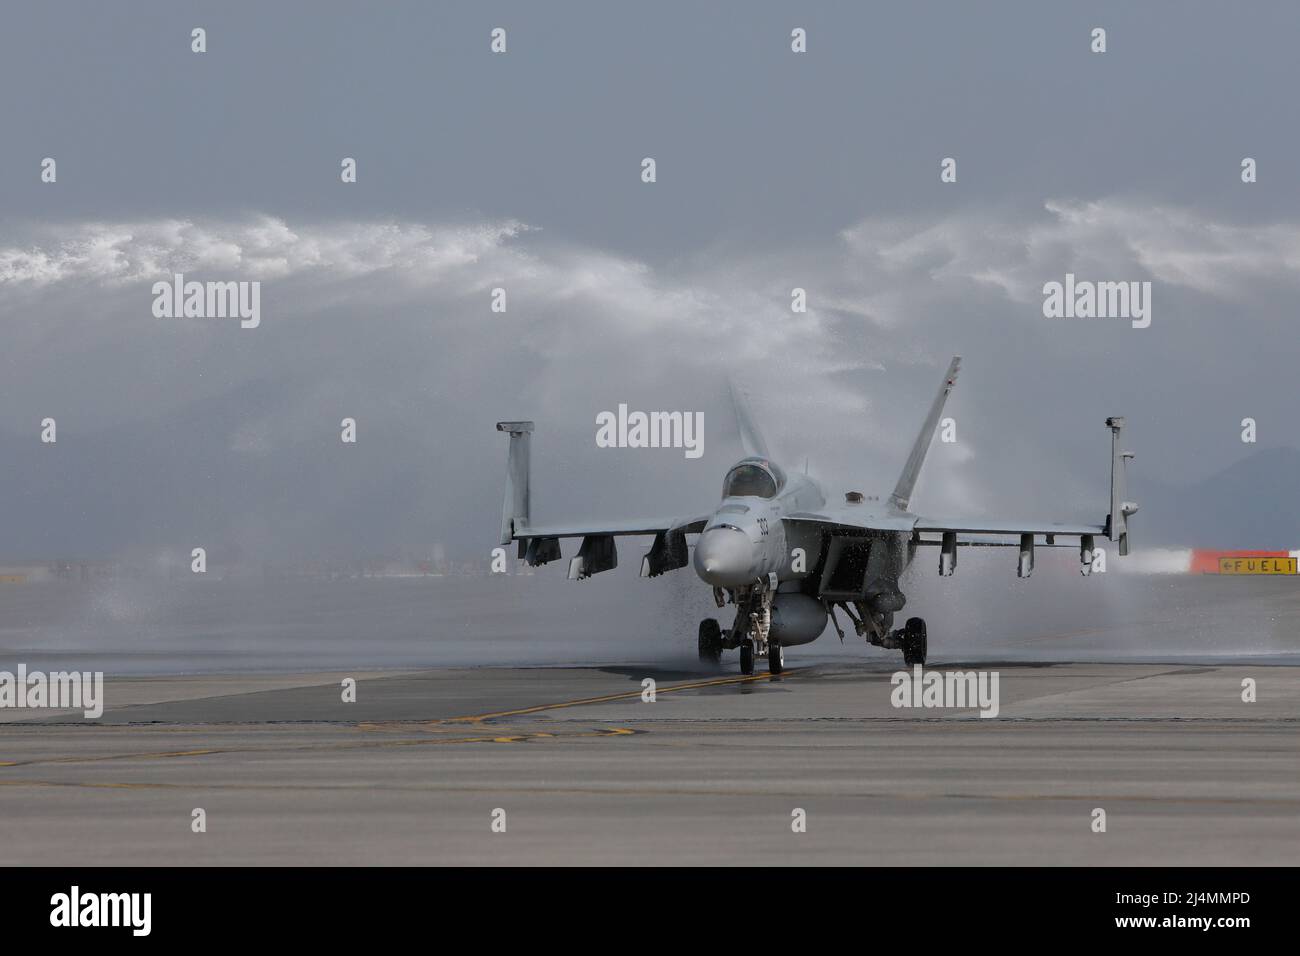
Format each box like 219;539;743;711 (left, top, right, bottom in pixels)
1;659;1297;865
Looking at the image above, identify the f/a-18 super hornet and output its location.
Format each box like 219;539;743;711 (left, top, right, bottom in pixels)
495;357;1137;675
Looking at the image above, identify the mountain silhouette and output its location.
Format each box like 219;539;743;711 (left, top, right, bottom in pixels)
1135;446;1300;550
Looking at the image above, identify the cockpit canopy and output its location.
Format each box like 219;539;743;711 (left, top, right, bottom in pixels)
721;458;785;499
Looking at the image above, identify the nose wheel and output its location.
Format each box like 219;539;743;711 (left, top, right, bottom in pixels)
767;642;783;675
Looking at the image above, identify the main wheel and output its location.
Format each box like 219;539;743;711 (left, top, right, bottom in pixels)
739;641;755;675
698;619;722;664
902;617;927;666
767;642;784;675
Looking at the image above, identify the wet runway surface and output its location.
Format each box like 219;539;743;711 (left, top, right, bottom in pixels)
1;660;1296;865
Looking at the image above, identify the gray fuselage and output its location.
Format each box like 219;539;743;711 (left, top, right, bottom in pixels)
692;457;837;589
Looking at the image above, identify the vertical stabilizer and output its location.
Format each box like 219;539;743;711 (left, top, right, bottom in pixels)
889;356;961;511
729;381;771;459
496;421;534;545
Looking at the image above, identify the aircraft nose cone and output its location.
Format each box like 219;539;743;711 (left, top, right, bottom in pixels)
693;527;754;587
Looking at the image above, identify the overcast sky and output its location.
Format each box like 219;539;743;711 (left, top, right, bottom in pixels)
1;1;1298;561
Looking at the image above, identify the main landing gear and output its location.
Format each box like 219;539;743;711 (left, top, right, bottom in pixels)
901;617;927;666
830;603;928;667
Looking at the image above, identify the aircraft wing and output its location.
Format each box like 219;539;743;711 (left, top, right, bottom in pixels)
784;509;1105;540
785;508;1109;579
911;517;1106;538
912;516;1108;576
494;421;711;579
511;514;709;581
512;516;708;540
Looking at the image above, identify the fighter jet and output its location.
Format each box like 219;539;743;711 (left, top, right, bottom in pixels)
495;357;1137;674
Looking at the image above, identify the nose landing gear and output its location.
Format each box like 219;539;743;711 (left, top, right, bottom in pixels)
701;578;784;676
697;623;777;677
700;630;776;676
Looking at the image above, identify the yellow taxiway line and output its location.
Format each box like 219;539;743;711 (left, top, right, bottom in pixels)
0;670;793;768
448;668;796;723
